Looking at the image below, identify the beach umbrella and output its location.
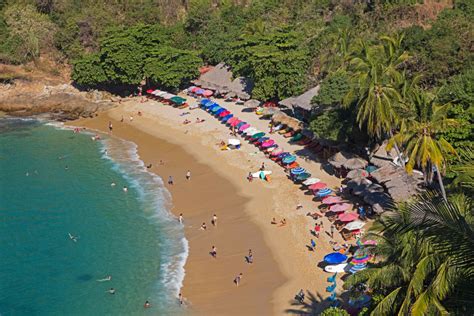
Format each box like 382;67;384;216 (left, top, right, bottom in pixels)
344;220;365;231
236;122;247;129
271;148;284;156
303;178;320;186
239;124;251;132
215;108;226;115
366;165;378;173
227;117;238;124
188;86;196;91
346;169;368;179
322;196;342;205
157;91;168;97
200;99;212;106
316;188;333;197
363;240;377;246
343;157;368;170
204;101;216;109
255;137;269;144
209;105;220;112
278;152;291;158
364;183;385;194
219;110;231;118
324;253;348;264
282;155;296;164
349;263;367;274
338;212;359;222
287;162;299;169
309;182;327;190
230;120;242;127
211;106;222;113
222;114;233;122
162;93;176;99
203;90;213;97
243;128;258;135
251;132;266;139
351;253;370;265
191;87;200;93
195;88;205;95
290;167;306;175
296;173;311;181
330;203;352;212
347;177;372;190
364;192;391;206
262;140;275;148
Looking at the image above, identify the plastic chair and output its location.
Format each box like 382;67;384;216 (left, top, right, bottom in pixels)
327;273;337;283
328;293;337;301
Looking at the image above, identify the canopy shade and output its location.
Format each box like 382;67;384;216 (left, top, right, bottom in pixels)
303;178;320;186
322;196;342;205
328;151;355;168
344;220;365;231
324;253;348;264
230;120;242;127
222;114;233;122
227;117;238;124
338;212;359;222
330;203;352;212
309;182;327;190
282;155;296;164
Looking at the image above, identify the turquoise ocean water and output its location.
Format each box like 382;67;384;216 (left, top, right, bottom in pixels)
0;119;187;315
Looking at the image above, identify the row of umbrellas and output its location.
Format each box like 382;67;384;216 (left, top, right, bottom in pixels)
147;89;187;105
188;86;214;97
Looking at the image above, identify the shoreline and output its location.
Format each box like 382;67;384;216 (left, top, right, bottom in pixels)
70;96;348;315
71;114;285;315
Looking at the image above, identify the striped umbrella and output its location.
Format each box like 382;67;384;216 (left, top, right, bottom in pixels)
290;167;306;175
330;203;352;212
316;188;333;197
296;173;311;181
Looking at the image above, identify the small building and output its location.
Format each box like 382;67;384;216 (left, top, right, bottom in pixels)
193;63;253;100
279;85;320;122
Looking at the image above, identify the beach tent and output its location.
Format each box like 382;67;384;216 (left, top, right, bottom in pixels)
282;155;297;164
344;221;365;231
330;203;352;212
239;124;251;132
303;178;320;186
316;188;333;197
338;212;359;222
324;253;348;264
322;196;343;204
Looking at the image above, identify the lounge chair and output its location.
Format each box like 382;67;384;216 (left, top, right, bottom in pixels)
326;284;336;292
327;273;337;283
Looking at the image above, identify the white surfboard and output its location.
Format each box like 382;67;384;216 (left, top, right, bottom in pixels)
324;263;348;273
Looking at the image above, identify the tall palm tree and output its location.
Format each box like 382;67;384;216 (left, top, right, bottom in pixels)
388;89;458;201
345;192;474;315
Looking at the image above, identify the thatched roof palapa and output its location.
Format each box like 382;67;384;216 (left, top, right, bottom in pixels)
244;99;261;108
328;151;356;168
370;141;398;167
370;164;423;202
271;111;304;131
343;157;368;170
279;86;320;112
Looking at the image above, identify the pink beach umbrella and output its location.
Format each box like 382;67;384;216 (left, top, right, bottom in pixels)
230;119;242;127
190;87;200;93
227;117;238;124
271;148;283;156
309;182;327;190
363;240;378;246
330;203;352;212
338;212;359;222
203;90;213;97
262;140;275;148
239;124;250;132
322;196;343;205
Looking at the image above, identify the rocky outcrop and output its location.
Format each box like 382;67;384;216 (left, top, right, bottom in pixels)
0;81;117;121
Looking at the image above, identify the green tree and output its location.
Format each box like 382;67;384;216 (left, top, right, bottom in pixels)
144;47;202;90
320;307;350;316
3;3;56;61
312;71;350;107
389;90;458;200
71;53;107;86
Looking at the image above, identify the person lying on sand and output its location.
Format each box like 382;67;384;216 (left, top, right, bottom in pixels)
182;119;191;125
180;112;190;116
271;217;277;224
200;222;207;230
195;118;205;123
278;218;287;227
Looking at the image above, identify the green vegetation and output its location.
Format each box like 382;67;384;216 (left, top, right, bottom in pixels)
0;2;472;313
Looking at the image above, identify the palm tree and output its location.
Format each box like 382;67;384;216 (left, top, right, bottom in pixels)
345;192;474;315
388;89;458;201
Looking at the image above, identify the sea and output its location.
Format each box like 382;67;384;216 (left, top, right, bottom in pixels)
0;118;188;315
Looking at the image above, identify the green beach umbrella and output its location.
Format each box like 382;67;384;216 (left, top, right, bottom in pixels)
170;96;186;105
251;132;265;139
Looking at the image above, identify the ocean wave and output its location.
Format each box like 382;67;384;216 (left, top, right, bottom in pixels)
97;136;188;304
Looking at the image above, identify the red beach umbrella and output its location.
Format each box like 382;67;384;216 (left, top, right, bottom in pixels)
230;120;242;127
203;90;214;97
219;110;231;117
338;212;359;222
309;182;327;190
146;89;154;94
330;203;352;212
227;117;238;124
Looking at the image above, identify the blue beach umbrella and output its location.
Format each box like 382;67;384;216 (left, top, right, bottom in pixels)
209;105;220;112
296;173;311;181
366;165;377;173
215;108;226;115
282;155;296;164
290;167;306;175
211;106;222;113
278;152;291;158
200;99;212;106
236;122;247;129
316;188;333;197
222;114;233;122
324;253;348;264
256;137;269;143
204;101;216;109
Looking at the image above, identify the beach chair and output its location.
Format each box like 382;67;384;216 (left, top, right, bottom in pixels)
327;273;337;283
326;284;336;293
328;293;337;302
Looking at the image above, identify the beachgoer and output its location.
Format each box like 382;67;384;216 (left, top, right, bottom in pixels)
280;218;287;226
129;116;134;122
97;275;112;282
186;170;191;180
111;182;116;187
296;203;303;210
330;224;335;238
320;221;324;228
234;273;243;286
178;293;184;305
179;213;183;224
108;288;116;295
212;214;217;226
168;176;174;185
159;160;164;165
247;172;253;182
108;121;113;133
123;186;128;192
247;249;253;264
200;222;207;230
297;289;305;303
260;162;265;171
310;239;316;249
146;163;152;169
65;165;69;170
144;300;151;308
120;116;124;123
271;218;277;224
210;246;217;258
138;111;142;116
315;224;321;238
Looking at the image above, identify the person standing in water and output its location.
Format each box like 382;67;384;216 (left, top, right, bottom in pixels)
179;213;183;224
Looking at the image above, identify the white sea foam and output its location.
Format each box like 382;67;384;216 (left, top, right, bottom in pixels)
97;136;189;305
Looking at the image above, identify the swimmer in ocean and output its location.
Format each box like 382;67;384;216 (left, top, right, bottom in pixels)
68;233;78;243
111;182;116;187
97;275;112;282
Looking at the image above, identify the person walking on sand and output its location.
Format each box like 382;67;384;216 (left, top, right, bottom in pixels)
179;213;183;224
200;222;207;230
247;249;253;264
234;273;243;286
212;214;217;226
168;176;174;185
178;293;184;305
210;245;217;258
330;224;335;238
314;223;321;238
186;170;191;180
120;115;124;123
108;121;113;133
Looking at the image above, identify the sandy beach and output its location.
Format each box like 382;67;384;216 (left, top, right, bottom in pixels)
71;95;348;315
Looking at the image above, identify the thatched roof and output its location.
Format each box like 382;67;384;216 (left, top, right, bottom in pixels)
279;86;320;111
370;141;398;167
194;63;253;100
271;111;304;131
343;157;368;170
328;151;355;168
244;99;261;108
370;164;423;202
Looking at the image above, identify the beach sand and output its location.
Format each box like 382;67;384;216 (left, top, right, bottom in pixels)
71;96;349;315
